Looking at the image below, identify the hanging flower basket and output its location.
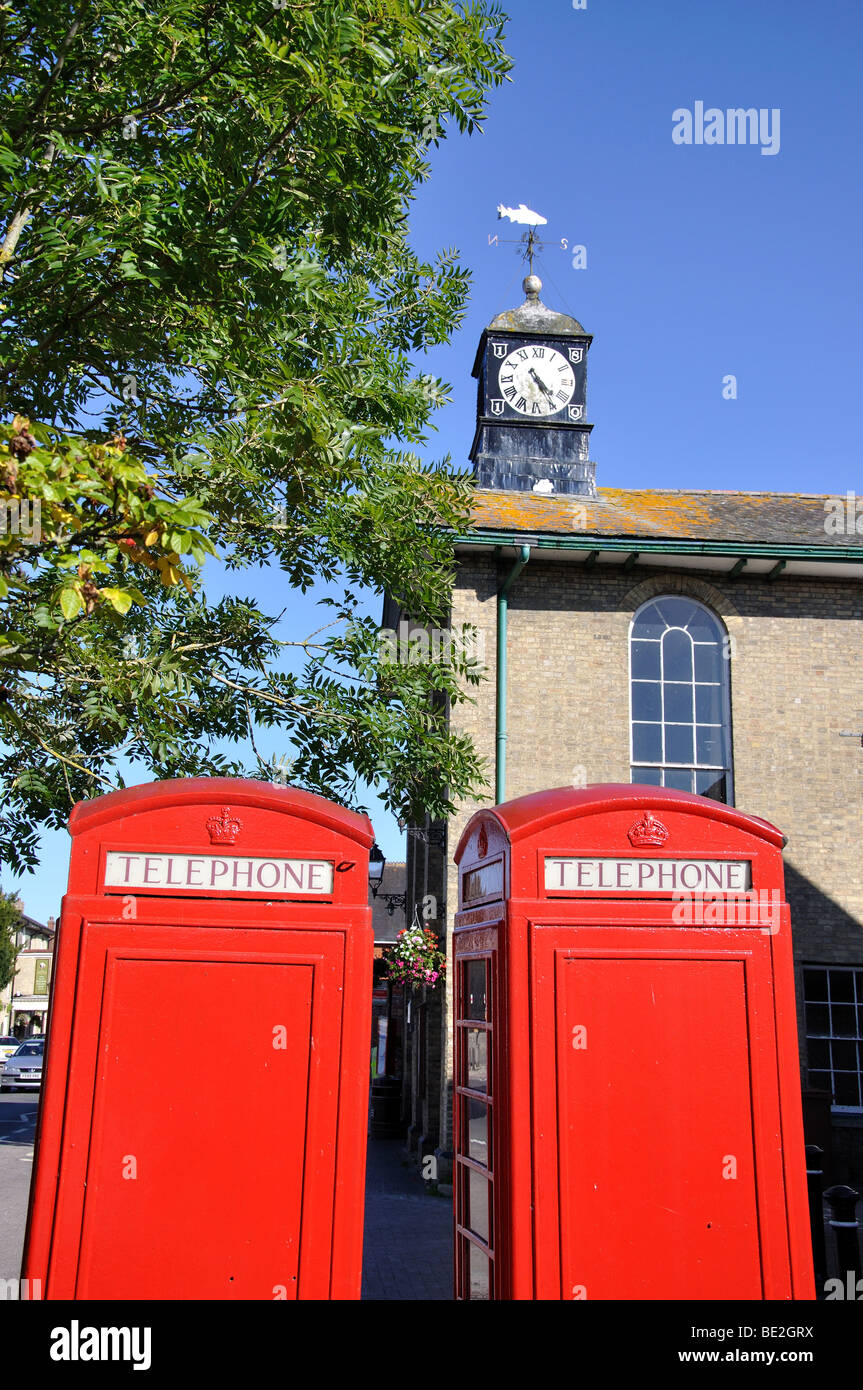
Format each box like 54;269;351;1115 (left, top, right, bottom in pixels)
385;923;446;990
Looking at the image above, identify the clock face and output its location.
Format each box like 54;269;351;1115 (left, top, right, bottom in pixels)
497;344;576;417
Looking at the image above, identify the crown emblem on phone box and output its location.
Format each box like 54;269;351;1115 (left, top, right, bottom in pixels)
206;807;243;845
627;811;669;848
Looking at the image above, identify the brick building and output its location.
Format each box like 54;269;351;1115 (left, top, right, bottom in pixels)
392;275;863;1183
0;905;55;1038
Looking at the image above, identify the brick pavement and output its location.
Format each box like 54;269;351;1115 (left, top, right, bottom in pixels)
361;1138;453;1300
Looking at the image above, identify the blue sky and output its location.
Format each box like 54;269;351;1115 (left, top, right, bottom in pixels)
8;0;863;923
413;0;863;492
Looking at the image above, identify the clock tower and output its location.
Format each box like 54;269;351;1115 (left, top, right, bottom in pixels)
469;273;596;495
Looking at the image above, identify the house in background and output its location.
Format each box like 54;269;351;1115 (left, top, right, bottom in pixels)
0;903;56;1037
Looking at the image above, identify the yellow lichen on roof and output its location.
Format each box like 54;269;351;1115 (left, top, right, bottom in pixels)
466;487;843;546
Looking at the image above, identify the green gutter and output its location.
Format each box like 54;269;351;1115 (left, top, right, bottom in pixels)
453;532;863;563
496;545;531;804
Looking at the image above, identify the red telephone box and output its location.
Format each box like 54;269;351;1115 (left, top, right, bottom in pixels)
452;784;815;1302
22;778;374;1300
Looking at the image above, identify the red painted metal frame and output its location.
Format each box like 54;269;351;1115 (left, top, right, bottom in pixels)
453;946;498;1299
453;784;815;1302
21;778;374;1301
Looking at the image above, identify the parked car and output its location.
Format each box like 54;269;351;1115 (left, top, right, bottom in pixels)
0;1036;21;1062
0;1037;45;1091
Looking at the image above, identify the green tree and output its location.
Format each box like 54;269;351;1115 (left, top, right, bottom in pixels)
0;890;22;993
0;1;511;869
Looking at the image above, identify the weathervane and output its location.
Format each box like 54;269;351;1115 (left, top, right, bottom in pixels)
492;203;577;276
496;203;547;275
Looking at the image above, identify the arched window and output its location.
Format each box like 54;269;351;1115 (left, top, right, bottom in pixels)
629;596;733;804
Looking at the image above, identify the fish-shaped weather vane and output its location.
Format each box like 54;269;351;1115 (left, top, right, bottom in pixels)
495;204;550;274
490;204;578;279
497;203;547;227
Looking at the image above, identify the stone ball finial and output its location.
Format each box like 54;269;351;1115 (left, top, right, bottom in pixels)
523;274;542;297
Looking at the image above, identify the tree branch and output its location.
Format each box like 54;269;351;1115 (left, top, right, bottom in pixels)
27;11;88;130
0;262;122;384
0;208;32;267
50;7;285;141
211;96;323;232
32;733;115;788
0;141;57;269
207;666;350;725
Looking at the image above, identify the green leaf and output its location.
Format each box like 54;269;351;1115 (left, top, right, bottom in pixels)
101;588;134;615
59;587;83;620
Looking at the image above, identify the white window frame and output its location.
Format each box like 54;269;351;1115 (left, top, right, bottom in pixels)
628;595;734;804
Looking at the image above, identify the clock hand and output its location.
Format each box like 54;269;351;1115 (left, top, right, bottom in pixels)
529;367;556;403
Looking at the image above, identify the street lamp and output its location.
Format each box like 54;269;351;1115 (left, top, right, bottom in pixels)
369;842;386;893
368;843;407;916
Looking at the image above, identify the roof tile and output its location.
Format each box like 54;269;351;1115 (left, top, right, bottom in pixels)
468;487;848;546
